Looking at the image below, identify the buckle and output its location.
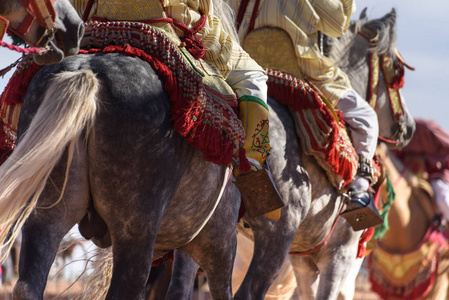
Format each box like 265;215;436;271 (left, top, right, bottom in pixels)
357;156;374;183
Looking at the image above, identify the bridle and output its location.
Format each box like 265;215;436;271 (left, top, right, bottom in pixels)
0;0;57;47
358;25;415;146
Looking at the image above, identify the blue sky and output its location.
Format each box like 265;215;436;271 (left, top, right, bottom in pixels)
1;0;448;130
354;0;449;131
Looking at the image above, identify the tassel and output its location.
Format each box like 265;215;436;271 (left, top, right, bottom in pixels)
357;227;375;258
238;147;251;174
373;174;395;239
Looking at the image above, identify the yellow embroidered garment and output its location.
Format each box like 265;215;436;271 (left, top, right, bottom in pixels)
228;0;355;105
163;0;264;79
72;0;263;79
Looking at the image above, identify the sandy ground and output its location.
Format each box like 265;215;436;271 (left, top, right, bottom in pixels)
0;266;381;300
0;279;84;300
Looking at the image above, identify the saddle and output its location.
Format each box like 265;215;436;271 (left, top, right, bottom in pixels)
369;226;448;299
243;27;358;190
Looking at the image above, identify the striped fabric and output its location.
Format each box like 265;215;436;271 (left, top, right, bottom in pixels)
72;0;263;79
164;0;263;79
228;0;355;105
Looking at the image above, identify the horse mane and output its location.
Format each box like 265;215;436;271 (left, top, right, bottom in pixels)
323;8;398;64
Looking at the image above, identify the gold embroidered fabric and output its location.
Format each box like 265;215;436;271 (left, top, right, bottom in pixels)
96;0;166;20
228;0;355;105
73;0;263;79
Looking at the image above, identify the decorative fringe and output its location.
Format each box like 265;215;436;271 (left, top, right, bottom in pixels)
238;147;251;174
1;22;247;169
0;58;41;105
79;43;241;167
369;261;436;300
267;69;356;184
373;173;395;239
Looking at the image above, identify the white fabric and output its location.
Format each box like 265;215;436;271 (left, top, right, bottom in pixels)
430;178;449;221
336;89;378;160
351;175;370;191
225;69;268;102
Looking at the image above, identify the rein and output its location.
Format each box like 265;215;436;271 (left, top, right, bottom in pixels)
289;203;345;256
0;0;57;49
358;25;414;146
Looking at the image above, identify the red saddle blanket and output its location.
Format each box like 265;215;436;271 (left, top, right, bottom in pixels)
0;21;245;168
267;69;358;190
369;226;449;299
1;21;359;187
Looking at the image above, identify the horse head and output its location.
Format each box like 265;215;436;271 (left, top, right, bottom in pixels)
324;8;416;149
0;0;84;65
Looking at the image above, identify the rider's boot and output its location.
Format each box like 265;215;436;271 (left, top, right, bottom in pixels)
233;96;285;220
341;157;383;231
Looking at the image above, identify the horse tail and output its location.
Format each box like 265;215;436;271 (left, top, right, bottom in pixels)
77;248;113;300
0;70;98;260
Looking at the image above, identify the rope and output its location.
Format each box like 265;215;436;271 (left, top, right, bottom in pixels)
0;40;43;54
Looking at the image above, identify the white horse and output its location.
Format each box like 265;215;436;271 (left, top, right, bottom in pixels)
163;7;415;300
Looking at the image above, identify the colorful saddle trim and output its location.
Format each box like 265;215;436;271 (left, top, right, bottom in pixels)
266;69;358;190
0;21;246;168
369;225;448;299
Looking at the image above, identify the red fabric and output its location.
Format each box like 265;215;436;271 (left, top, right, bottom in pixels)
152;250;174;267
1;42;242;168
172;14;206;59
368;226;447;299
267;72;353;183
80;44;238;167
394;118;449;183
389;64;405;90
0;62;42;105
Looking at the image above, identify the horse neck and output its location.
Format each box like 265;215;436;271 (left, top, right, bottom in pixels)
377;148;431;252
325;30;370;98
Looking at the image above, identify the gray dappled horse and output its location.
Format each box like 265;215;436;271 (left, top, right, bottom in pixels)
0;1;244;299
166;8;416;300
0;2;413;300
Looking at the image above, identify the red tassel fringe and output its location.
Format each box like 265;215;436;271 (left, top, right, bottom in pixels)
0;61;42;105
267;70;355;183
0;43;239;168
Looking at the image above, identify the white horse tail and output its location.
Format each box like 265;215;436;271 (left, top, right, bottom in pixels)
0;70;98;261
78;248;113;300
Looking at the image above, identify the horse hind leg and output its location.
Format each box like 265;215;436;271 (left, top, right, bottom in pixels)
165;250;199;300
168;183;240;300
14;142;91;299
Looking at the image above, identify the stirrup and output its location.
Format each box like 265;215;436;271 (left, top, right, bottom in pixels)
233;158;285;219
341;190;383;231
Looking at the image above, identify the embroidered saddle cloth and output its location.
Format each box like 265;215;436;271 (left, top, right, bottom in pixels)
0;20;247;167
243;27;358;190
369;227;448;299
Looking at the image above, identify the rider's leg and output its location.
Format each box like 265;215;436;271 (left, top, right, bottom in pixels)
430;178;449;221
336;89;383;230
227;69;284;220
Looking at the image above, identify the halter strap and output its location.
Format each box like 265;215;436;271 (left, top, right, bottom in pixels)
358;25;415;146
0;0;57;47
